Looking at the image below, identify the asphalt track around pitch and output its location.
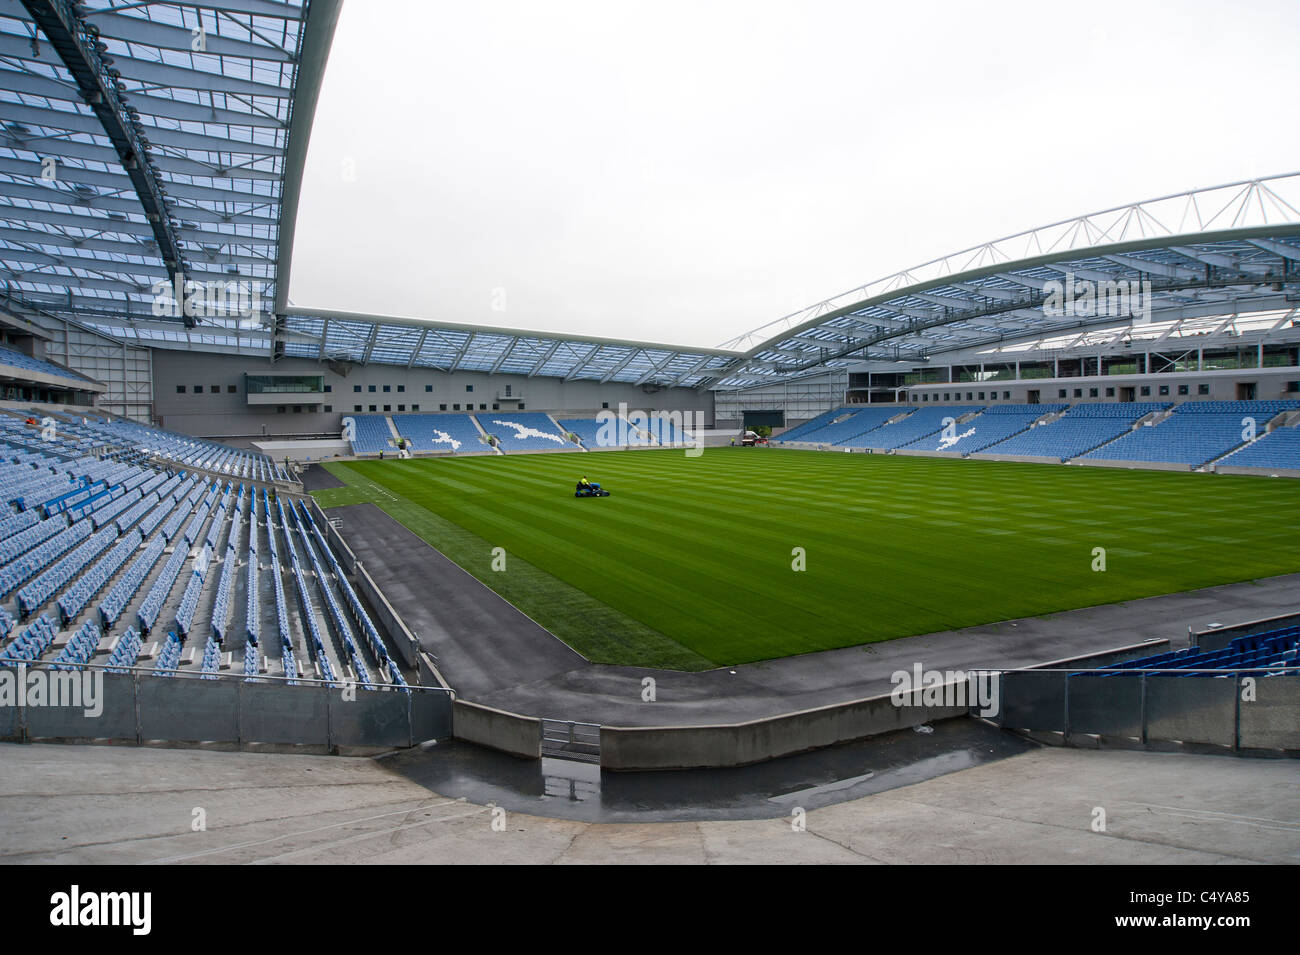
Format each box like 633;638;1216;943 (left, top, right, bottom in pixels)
331;495;1300;727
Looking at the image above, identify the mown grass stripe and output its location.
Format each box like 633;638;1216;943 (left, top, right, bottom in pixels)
315;449;1300;668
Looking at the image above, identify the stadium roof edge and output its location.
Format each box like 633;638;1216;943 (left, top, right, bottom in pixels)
734;221;1300;362
283;306;745;358
273;0;342;315
720;171;1300;353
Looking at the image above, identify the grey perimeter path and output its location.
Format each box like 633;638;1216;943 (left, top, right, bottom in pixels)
329;500;1300;727
0;742;1294;864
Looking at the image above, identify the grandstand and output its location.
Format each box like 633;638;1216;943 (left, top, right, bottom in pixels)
480;412;577;452
0;0;1296;880
904;404;1068;454
0;425;410;711
979;403;1170;460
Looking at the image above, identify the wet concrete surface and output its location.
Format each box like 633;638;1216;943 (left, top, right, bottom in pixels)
331;500;1300;727
382;717;1039;823
3;741;1294;863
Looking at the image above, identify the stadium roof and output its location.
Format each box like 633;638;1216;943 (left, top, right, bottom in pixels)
0;0;338;325
717;173;1300;385
1;5;1297;391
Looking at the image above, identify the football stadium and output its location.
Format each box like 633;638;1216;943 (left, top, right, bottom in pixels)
0;0;1296;885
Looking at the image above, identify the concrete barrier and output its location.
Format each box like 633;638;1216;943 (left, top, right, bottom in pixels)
1194;611;1300;652
312;498;357;573
1072;458;1193;471
416;650;449;690
891;449;965;459
599;688;967;771
968;453;1064;465
453;700;541;759
1238;677;1300;751
354;561;421;668
1213;465;1300;479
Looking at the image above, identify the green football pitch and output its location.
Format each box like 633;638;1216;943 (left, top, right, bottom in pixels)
312;449;1300;671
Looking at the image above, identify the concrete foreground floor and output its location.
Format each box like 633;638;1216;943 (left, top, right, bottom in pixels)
0;742;1295;864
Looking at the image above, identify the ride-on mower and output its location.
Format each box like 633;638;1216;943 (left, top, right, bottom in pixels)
575;481;610;498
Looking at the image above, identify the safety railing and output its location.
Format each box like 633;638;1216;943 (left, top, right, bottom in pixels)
970;666;1299;752
0;660;452;750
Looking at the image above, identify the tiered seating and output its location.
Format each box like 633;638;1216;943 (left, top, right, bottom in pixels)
560;415;665;449
153;632;183;674
0;614;56;665
137;544;190;634
0;605;13;640
347;415;393;455
173;546;213;636
276;498;336;684
0;507;40;538
99;536;166;628
845;406;981;449
50;621;101;669
294;500;402;685
982;402;1169;460
390;413;484;453
1078;404;1277;467
796;407;900;445
290;501;375;687
563;418;612;449
245;493;260;646
199;636;222;679
17;522;120;616
181;482;220;546
209;491;245;643
113;493;160;535
907;404;1067;453
653;416;693;445
0;344;91;386
203;484;235;551
1097;625;1299;676
478;412;575;452
1175;400;1300;418
88;487;143;530
56;528;143;623
0;511;70;567
774;407;855;443
264;491;292;654
0;518;89;598
282;646;298;684
1218;424;1300;470
80;418;289;483
104;627;142;673
243;640;259;677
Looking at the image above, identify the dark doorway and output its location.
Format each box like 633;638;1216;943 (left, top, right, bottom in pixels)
1120;387;1136;403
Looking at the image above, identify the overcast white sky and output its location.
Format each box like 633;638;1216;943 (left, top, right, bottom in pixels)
287;0;1300;349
